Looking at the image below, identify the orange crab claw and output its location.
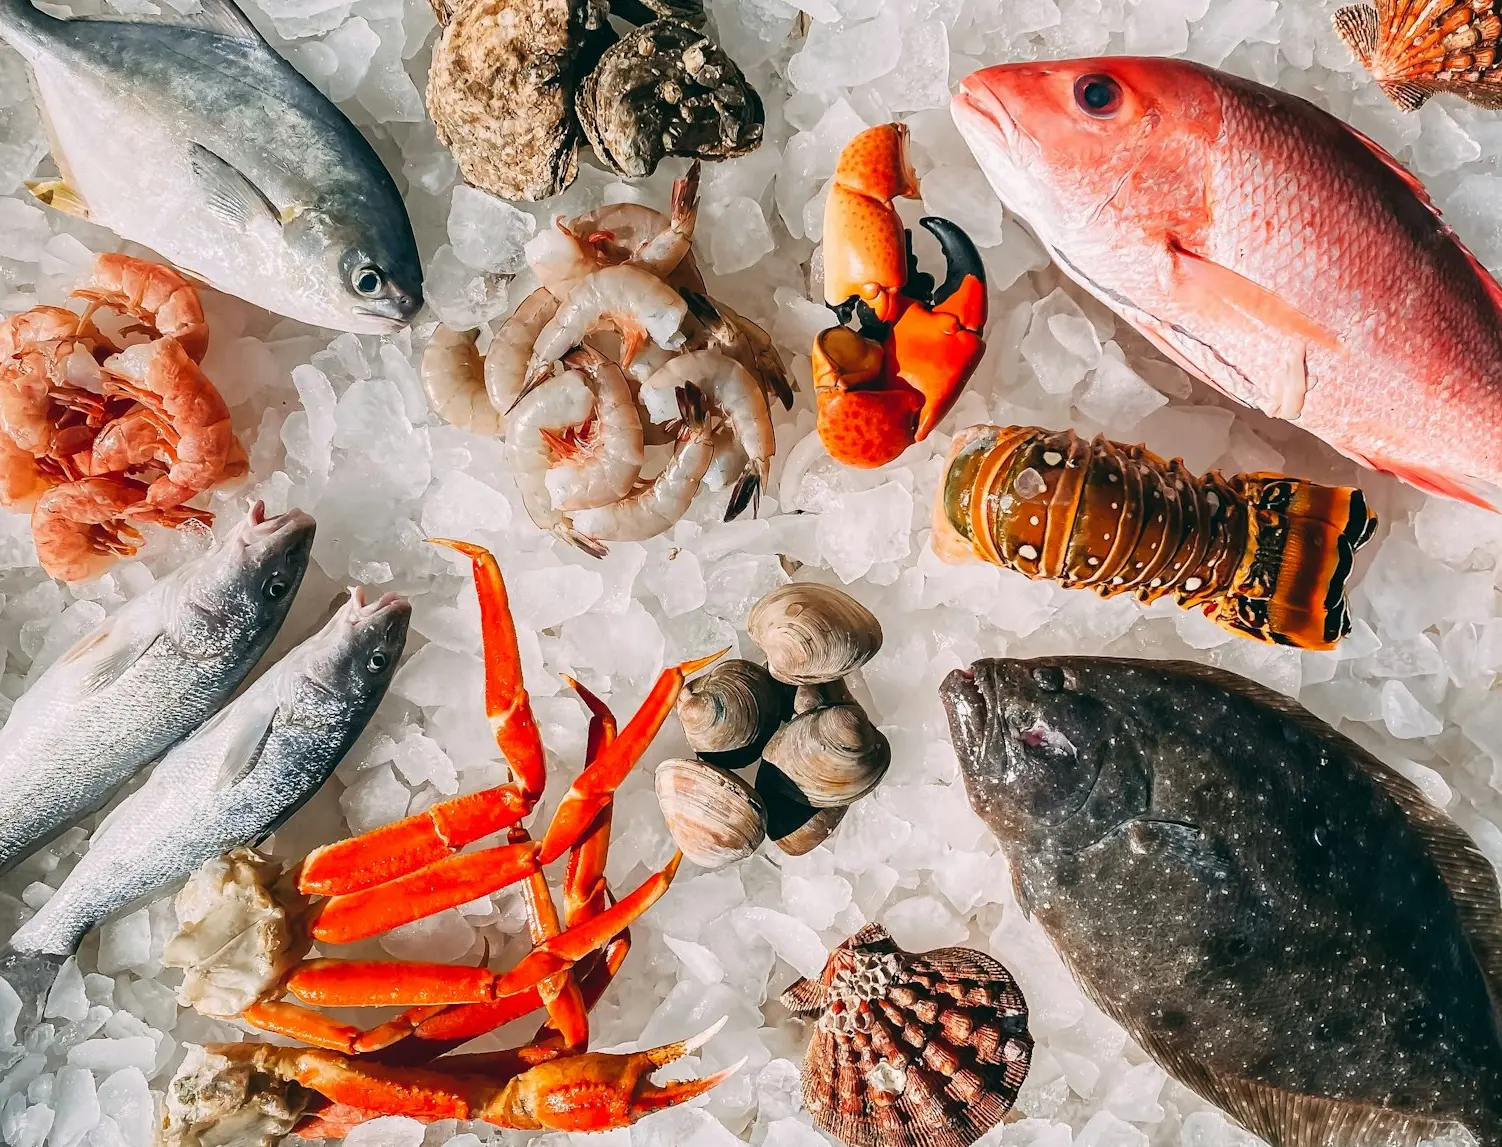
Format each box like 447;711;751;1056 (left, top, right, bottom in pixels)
814;327;925;468
822;123;920;324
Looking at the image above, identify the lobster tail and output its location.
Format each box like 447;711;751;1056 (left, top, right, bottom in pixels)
1212;477;1377;649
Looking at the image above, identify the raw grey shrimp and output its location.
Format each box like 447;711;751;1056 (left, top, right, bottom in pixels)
524;264;689;389
525;163;702;299
684;291;794;410
504;366;605;557
31;475;209;583
544;345;645;513
483;288;560;416
570;385;716;544
638;349;774;519
96;337;245;510
421;326;503;436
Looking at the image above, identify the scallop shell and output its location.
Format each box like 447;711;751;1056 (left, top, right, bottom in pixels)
762;702;890;807
757;761;847;856
780;924;1033;1147
655;758;767;868
676;659;791;766
749;583;883;685
1335;1;1502;110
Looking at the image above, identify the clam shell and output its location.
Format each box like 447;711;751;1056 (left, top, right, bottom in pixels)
794;678;855;715
757;762;847;856
749;583;883;685
781;924;1033;1147
762;703;890;807
655;758;767;868
676;659;791;766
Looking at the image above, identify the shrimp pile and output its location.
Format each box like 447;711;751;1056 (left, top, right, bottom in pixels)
420;162;792;555
0;253;246;581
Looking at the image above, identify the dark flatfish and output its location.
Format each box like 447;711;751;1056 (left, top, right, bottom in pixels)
941;656;1502;1147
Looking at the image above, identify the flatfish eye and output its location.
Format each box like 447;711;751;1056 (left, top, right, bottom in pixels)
1032;665;1066;692
1074;74;1123;117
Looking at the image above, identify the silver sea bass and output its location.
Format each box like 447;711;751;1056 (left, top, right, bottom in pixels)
0;0;422;333
0;503;313;875
11;587;411;956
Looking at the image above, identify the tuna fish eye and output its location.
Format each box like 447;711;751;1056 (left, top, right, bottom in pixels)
352;265;386;297
367;650;389;672
1032;665;1066;692
1074;74;1123;118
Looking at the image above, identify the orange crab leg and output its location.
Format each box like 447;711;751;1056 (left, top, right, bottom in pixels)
562;674;616;925
240;1000;452;1055
536;653;723;866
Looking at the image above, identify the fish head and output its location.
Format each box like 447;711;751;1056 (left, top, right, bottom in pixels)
174;502;315;652
951;58;1220;248
284;205;423;334
942;658;1129;837
294;586;411;718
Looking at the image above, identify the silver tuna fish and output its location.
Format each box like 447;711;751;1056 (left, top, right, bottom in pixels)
0;503;314;874
0;0;422;333
10;587;410;957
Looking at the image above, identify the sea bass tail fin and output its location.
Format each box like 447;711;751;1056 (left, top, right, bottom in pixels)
1209;476;1377;650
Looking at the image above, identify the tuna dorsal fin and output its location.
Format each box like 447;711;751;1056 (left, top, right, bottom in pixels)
73;0;263;41
188;142;282;230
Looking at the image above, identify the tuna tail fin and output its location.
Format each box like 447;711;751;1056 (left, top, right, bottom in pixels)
1209;476;1377;651
0;950;65;1037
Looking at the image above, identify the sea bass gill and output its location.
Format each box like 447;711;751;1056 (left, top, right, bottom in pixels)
0;0;422;334
941;657;1502;1147
0;503;313;875
10;587;410;958
952;57;1502;511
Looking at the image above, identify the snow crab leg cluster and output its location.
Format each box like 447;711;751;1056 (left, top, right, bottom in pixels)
421;164;793;554
0;253;244;580
163;540;736;1140
815;123;990;469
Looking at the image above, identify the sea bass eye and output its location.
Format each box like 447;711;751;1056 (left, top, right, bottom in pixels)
352;265;385;297
367;650;389;673
1074;74;1123;118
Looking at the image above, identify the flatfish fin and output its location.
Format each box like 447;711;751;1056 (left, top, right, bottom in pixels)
24;177;88;220
188;143;282;231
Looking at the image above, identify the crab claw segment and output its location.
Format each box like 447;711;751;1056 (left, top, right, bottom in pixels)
822;123;920;324
814;328;925;469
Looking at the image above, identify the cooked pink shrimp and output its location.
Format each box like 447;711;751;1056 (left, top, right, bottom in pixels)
31;476;208;583
525;163;703;298
73;254;208;362
485;288;560;415
0;434;53;511
96;337;244;509
0;306;103;459
421;325;503;436
524;264;689;388
570;386;716;545
637;349;774;520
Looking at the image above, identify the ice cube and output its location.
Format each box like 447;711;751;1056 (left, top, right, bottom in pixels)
663;935;727;985
883;894;967;950
425;244;510;328
1075;351;1168;430
870;19;949;112
44;960;87;1023
96;910;152;976
4;1100;53;1147
94;1071;150;1147
731;907;828;978
449;187;536;274
920;167;1005;248
344;1116;426;1147
63;1040;155;1075
782;873;853;931
339;764;411;835
762;1118;829;1147
787;8;902;91
0;198;48;262
1380;680;1443;739
378;909;474;963
709;198;775;274
1104;1062;1166;1123
320;17;381;102
817;482;913;583
1075;1111;1149;1147
390;728;459;796
46;1067;97;1147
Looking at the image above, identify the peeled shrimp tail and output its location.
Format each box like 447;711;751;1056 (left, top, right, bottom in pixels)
31;477;149;582
634;161;700;276
422;326;502;436
486;288;560;415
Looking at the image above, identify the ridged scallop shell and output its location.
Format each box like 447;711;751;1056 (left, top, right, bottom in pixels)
655;758;767;868
762;703;890;807
781;924;1033;1147
757;761;847;855
1335;0;1502;110
676;659;791;766
749;583;883;685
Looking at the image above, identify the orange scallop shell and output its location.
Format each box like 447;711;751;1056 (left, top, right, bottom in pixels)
1335;0;1502;110
779;924;1033;1147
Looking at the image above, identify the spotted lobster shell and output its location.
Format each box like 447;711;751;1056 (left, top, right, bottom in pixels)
1335;0;1502;110
780;924;1032;1147
933;425;1376;650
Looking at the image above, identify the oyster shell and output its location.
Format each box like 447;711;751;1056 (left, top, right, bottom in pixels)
656;757;767;868
427;0;607;201
781;924;1033;1147
749;583;883;685
757;760;848;856
576;19;765;179
611;0;706;26
677;658;792;766
762;701;890;807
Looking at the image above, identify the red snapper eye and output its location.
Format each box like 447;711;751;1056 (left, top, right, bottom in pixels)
1074;73;1123;117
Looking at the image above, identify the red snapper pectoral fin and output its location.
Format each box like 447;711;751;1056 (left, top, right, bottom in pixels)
1166;240;1342;355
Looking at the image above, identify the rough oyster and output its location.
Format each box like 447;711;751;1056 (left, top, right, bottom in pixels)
427;0;608;201
781;924;1033;1147
611;0;706;27
576;19;764;179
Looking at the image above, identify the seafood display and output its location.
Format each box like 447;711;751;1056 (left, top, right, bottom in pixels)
0;254;249;581
815;124;988;469
426;0;760;201
781;924;1033;1147
941;657;1502;1147
1336;1;1502;110
933;425;1376;649
657;582;888;864
0;503;312;876
159;540;734;1139
953;58;1502;512
424;169;790;549
0;0;422;332
9;587;408;958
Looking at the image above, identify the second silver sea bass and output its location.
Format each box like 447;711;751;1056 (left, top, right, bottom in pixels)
0;503;313;873
953;57;1502;511
10;587;410;956
0;0;422;333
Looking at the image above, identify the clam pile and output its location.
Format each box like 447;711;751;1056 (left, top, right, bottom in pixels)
426;0;763;201
656;583;888;867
